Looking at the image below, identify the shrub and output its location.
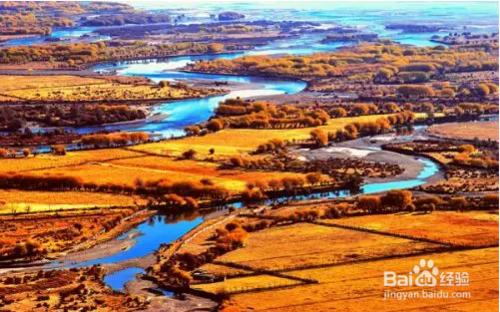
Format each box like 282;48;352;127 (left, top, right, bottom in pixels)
397;85;435;97
310;128;329;147
51;144;66;156
381;190;413;210
182;149;197;159
357;195;382;213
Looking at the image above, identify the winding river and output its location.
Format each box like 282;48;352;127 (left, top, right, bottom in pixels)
17;38;440;292
59;51;440;292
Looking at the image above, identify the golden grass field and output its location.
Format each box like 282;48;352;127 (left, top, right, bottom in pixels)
25;155;307;192
0;190;142;214
131;114;394;157
0;75;216;102
1;115;394;202
0;113;431;208
0;75;105;92
428;121;499;142
323;211;499;247
0;148;142;173
0;207;139;256
190;211;498;311
203;222;440;272
228;247;498;312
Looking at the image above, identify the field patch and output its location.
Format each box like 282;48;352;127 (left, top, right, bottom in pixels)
192;274;304;295
0;75;218;102
428;121;499;142
0;190;141;214
227;247;498;311
200;223;443;273
324;211;498;247
131;114;392;157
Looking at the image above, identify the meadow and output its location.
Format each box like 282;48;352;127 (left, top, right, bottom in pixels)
186;209;498;311
0;75;220;103
322;211;498;247
199;222;440;272
0;112;404;210
0;207;145;261
428;121;499;142
226;247;498;311
131;114;394;157
0;190;141;214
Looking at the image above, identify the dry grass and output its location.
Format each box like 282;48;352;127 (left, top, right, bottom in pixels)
192;274;303;294
227;247;498;311
132;114;393;157
428;121;499;142
5;83;207;102
0;75;218;102
0;190;141;214
0;268;144;311
28;155;305;192
325;211;499;246
0;208;136;257
200;222;441;273
0;148;143;173
0;75;105;93
191;210;498;311
196;263;252;277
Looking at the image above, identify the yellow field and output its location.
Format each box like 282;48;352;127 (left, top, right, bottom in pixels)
197;263;252;277
0;75;105;93
188;209;498;311
428;121;499;142
0;75;216;102
227;247;498;311
0;190;141;214
0;113;429;208
325;211;499;246
0;75;106;101
5;83;204;102
0;148;143;173
193;274;303;295
9;150;305;193
132;114;393;157
199;222;442;273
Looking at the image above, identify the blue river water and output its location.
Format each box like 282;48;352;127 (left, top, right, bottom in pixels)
362;158;439;194
1;26;109;47
61;31;447;295
90;155;439;292
4;2;497;48
77;63;307;137
20;1;486;292
103;267;145;292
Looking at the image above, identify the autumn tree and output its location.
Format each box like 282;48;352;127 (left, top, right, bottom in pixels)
358;195;382;213
381;190;413;211
310;128;328;147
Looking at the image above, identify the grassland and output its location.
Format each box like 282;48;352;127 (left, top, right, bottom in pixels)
0;147;142;173
321;211;498;247
0;75;220;103
131;114;393;157
10;153;306;193
183;208;498;311
0;113;398;198
200;222;441;272
227;247;498;311
0;267;148;311
0;75;105;92
0;190;142;214
428;121;499;142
